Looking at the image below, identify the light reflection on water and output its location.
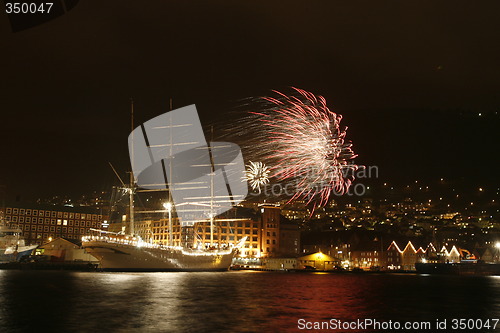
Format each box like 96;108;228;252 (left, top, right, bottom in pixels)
0;271;499;332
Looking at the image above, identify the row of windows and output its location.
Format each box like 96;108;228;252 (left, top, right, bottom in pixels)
195;228;259;234
191;228;262;235
241;250;259;256
5;208;100;220
153;221;260;229
359;258;378;262
154;235;181;240
7;216;100;227
198;222;259;228
359;252;378;257
5;215;99;224
24;225;92;234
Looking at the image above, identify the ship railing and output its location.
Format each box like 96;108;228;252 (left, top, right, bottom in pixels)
82;232;246;255
82;233;160;248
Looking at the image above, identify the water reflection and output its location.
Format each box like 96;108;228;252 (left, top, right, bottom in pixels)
0;271;499;332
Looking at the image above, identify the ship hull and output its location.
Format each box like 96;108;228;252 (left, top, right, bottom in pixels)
0;245;38;263
416;263;500;276
82;240;235;272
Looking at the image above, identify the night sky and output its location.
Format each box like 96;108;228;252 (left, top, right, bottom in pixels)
1;1;499;201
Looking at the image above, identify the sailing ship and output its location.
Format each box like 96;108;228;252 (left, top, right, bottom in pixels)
0;223;38;263
82;229;242;271
82;102;247;271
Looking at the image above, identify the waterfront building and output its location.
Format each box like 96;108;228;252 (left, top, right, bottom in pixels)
302;243;351;263
351;246;384;270
401;241;418;270
297;252;340;271
38;237;98;262
439;245;461;263
1;203;107;245
263;257;297;270
386;241;403;269
385;241;428;270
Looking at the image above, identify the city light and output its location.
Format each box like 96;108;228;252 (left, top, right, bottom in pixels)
163;202;172;212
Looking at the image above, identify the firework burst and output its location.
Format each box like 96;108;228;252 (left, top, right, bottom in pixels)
242;88;359;207
243;161;270;193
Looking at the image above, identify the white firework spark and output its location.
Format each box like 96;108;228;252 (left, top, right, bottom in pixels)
243;161;270;192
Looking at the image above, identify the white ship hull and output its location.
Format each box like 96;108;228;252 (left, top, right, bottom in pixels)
82;240;235;271
0;245;38;263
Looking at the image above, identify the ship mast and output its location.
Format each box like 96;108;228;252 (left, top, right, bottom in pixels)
208;126;215;247
168;98;173;247
129;99;135;236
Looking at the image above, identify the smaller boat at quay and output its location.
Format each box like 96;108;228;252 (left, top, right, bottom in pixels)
0;223;38;263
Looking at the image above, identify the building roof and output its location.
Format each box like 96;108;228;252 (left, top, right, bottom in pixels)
39;237;81;249
3;201;104;215
298;252;339;261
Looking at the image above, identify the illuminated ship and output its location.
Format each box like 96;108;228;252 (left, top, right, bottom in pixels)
82;102;247;271
82;229;243;271
0;223;38;263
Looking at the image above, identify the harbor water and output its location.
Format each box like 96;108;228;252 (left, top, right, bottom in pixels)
0;270;499;332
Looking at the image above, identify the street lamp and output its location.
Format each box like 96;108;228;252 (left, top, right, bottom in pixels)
163;202;173;247
495;242;500;263
163;202;172;212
